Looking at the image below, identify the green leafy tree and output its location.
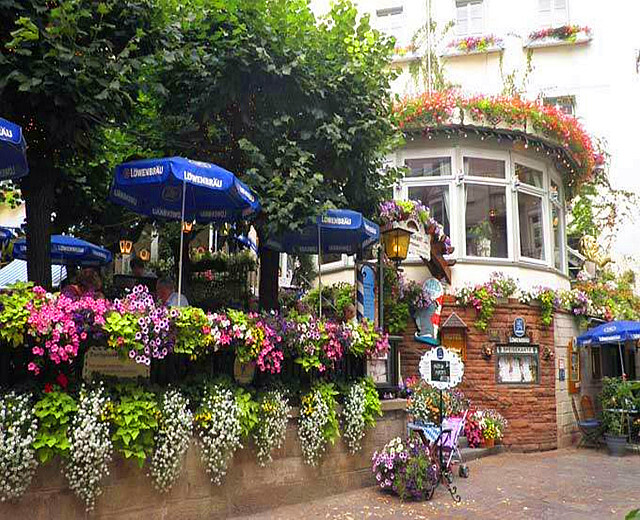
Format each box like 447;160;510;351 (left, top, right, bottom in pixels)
117;0;401;308
0;0;161;287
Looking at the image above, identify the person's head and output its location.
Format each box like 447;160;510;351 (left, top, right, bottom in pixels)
130;257;145;277
156;277;175;303
344;303;356;322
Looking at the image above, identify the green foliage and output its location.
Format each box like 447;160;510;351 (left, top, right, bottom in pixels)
304;283;354;319
361;377;382;428
234;387;260;439
301;382;340;445
575;269;640;321
103;311;140;355
626;510;640;520
109;387;160;467
0;283;38;347
173;307;208;357
385;301;410;335
33;391;77;463
599;378;640;436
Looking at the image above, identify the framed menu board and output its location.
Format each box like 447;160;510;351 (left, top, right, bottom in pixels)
568;339;581;394
496;345;539;384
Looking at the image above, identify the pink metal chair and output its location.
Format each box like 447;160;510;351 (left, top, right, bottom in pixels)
437;409;469;478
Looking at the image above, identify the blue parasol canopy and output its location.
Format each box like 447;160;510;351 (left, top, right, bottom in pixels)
110;157;260;223
234;234;258;255
13;235;112;267
266;209;379;255
0;117;28;181
576;320;640;346
0;227;13;247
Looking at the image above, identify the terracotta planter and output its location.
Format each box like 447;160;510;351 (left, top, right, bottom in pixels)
483;437;495;448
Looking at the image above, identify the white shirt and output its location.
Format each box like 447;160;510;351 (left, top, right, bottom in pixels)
166;292;189;307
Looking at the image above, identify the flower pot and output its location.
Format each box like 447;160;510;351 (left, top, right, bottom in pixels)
604;434;627;457
483;437;495;448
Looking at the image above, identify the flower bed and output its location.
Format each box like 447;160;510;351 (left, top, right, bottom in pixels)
0;377;384;511
455;272;595;331
393;92;602;190
528;25;591;44
0;284;389;385
446;35;502;54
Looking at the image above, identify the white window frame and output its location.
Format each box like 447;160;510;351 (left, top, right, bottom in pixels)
455;0;485;37
373;1;407;46
549;172;567;274
512;154;549;266
538;0;569;28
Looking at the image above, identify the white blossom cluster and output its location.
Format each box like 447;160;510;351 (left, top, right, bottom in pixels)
196;385;242;485
342;381;367;454
150;389;193;492
0;392;38;502
63;384;112;512
253;391;291;466
298;390;330;467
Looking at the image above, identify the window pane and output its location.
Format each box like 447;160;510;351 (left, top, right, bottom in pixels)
464;184;508;258
518;192;546;260
405;157;452;177
550;180;561;204
320;253;342;265
552;205;563;270
515;163;544;188
407;185;451;236
464;157;505;179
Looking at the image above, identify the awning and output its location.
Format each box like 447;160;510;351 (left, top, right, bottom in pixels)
0;260;67;289
576;321;640;346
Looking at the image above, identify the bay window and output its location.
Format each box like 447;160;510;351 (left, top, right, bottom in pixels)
397;148;567;274
464;184;508;258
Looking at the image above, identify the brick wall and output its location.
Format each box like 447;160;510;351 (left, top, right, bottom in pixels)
0;404;406;520
399;296;557;452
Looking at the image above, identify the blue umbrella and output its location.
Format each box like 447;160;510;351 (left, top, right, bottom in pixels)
110;157;261;304
0;227;14;247
266;209;379;316
110;157;260;223
234;234;258;255
576;321;640;346
0;117;28;181
577;320;640;377
266;209;379;255
13;235;112;267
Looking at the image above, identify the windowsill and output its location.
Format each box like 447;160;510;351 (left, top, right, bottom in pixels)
450;256;570;278
440;44;504;58
392;51;422;64
524;33;592;49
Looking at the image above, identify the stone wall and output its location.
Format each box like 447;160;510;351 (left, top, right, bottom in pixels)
398;296;557;452
0;403;406;520
553;311;580;448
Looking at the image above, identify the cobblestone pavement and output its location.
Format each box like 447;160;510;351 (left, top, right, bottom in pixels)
235;449;640;520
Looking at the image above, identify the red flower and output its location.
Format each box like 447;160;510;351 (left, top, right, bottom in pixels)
56;373;68;389
44;383;53;393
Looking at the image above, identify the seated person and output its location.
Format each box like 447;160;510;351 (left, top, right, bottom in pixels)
343;303;357;324
130;257;155;279
156;277;189;307
62;268;105;300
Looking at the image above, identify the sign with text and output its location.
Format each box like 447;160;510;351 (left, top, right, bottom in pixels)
361;265;376;323
419;346;464;390
405;218;431;260
83;347;150;381
496;345;539;384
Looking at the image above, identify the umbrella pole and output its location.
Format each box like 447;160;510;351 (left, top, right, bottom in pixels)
318;220;322;318
177;177;187;307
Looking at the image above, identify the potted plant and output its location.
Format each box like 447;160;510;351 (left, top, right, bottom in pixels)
600;377;637;456
469;220;492;257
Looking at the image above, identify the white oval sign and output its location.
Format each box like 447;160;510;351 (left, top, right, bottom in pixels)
418;346;464;391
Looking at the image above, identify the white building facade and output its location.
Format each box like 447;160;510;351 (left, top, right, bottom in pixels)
311;0;640;291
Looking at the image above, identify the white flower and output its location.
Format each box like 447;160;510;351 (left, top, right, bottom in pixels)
253;391;291;466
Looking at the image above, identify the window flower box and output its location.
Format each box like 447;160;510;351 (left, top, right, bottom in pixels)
392;44;421;64
525;25;592;49
441;35;504;57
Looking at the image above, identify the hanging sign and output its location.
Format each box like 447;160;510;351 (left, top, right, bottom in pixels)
83;347;150;381
419;346;464;390
509;317;531;344
360;265;376;323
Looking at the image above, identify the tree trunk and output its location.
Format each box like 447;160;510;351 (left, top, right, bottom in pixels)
258;242;279;311
22;172;53;289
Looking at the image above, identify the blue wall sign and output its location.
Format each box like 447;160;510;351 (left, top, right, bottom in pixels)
361;265;375;323
513;317;526;338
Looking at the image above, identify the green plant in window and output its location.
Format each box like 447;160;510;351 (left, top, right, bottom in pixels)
469;219;492;241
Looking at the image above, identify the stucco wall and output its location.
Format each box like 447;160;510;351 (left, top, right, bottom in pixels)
553;311;581;448
0;404;406;520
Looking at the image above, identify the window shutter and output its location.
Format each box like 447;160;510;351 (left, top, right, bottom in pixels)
456;4;469;36
538;0;552;27
469;2;483;35
552;0;568;26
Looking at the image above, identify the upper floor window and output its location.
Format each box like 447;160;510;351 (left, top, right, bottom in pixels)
405;157;452;177
543;95;575;116
374;3;407;45
538;0;568;28
455;0;483;36
464;156;505;179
